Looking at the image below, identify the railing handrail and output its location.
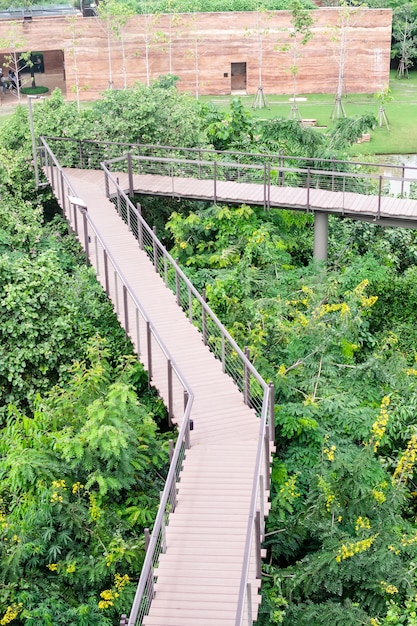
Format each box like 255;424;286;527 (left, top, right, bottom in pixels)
127;396;193;626
40;139;192;388
41;135;417;177
40;136;274;626
100;161;274;625
115;152;417;187
102;160;270;392
235;396;270;625
40;137;195;626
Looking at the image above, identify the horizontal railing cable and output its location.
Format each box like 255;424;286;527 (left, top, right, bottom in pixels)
100;160;275;625
40;138;197;626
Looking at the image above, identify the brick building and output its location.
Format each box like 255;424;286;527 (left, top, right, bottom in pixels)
0;7;392;101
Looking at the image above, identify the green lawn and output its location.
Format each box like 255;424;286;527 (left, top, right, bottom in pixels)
200;70;417;156
2;70;416;155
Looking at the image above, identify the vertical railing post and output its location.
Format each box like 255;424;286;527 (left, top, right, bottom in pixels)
78;140;83;169
123;285;129;336
48;154;54;191
104;162;110;198
221;334;226;373
263;162;267;211
331;157;335;192
259;473;265;539
255;510;262;579
160;492;167;553
188;286;193;321
127;152;134;197
401;163;405;198
116;179;121;216
73;204;79;236
244;346;250;406
82;208;89;266
152;226;158;272
137;203;144;250
377;175;382;219
135;308;140;356
269;382;275;442
264;428;270;492
169;439;177;513
184;389;191;450
146;321;152;386
144;528;150;552
103;249;109;296
307;167;311;212
202;288;208;346
175;266;181;307
267;161;271;210
60;169;65;215
213;161;217;205
246;582;253;626
167;359;173;427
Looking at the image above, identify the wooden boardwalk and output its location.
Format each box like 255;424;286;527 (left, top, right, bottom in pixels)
49;167;269;626
109;170;417;228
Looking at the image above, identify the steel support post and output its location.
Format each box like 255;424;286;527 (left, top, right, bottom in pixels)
313;211;329;263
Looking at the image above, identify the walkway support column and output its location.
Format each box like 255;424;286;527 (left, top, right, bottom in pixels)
313;211;329;263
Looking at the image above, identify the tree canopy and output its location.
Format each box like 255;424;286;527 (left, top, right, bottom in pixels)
2;83;417;625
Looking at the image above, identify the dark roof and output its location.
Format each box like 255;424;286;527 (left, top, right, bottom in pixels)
0;4;80;18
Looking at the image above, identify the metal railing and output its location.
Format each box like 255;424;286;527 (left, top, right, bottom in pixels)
97;151;417;229
40;137;275;626
40;136;417;224
40;137;195;624
40;137;417;186
100;159;276;626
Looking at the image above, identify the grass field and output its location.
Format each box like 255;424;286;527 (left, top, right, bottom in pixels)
200;70;417;156
1;70;415;156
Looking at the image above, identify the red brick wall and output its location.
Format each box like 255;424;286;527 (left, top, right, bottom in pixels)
0;8;392;101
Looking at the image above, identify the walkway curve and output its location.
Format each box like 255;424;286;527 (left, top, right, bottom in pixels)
41;145;274;626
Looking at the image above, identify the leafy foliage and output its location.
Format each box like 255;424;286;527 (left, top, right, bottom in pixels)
0;340;169;625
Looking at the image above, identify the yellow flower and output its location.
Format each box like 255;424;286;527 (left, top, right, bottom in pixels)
98;588;119;610
0;603;23;625
323;445;336;462
47;563;59;571
277;364;286;377
372;489;386;504
66;562;76;574
89;493;101;521
114;573;130;590
72;482;84;494
380;580;398;594
394;434;417;484
51;479;66;489
370;396;390;453
354;279;369;295
355;516;371;532
335;535;378;562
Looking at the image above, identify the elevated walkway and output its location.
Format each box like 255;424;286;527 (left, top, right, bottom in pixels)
41;144;274;626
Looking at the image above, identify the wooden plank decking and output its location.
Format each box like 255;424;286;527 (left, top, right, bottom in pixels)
49;167;268;626
45;160;417;624
107;170;417;227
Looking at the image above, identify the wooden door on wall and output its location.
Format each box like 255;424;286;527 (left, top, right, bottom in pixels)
231;62;246;92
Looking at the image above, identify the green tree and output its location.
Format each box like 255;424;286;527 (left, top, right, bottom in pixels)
392;3;417;78
0;339;169;625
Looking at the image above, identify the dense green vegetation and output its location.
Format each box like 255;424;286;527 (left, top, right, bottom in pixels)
0;125;170;624
3;76;417;625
